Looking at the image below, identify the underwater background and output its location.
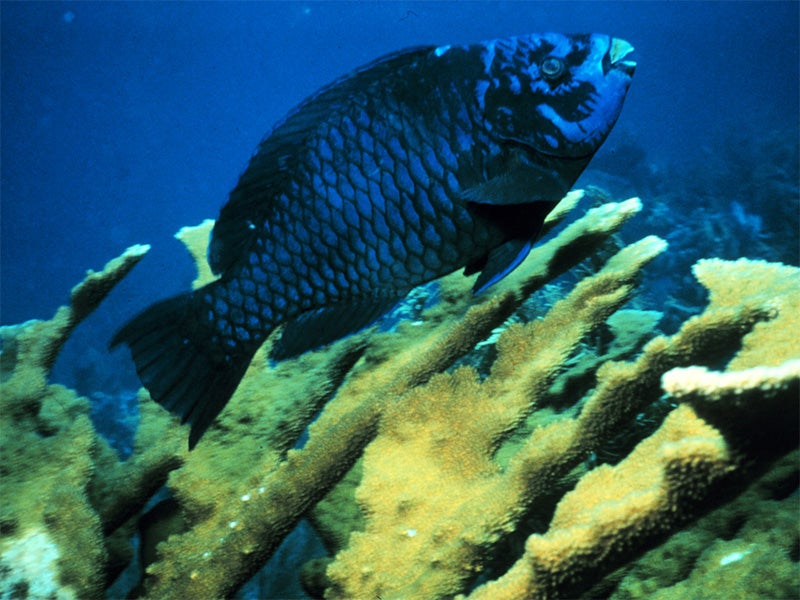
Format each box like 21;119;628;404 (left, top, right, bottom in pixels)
1;2;798;599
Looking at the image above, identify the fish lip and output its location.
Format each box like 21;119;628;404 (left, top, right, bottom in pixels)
609;38;634;63
614;60;636;77
609;37;636;77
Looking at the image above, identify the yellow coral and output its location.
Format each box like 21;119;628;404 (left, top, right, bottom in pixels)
4;190;795;599
0;245;184;598
467;405;732;600
461;259;799;599
691;258;799;368
325;235;667;599
175;220;217;288
609;450;800;600
325;252;797;598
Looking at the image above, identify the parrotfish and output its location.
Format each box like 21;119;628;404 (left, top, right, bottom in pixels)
112;33;636;448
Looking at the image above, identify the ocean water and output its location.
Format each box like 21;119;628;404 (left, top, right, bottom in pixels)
1;2;798;598
2;1;798;391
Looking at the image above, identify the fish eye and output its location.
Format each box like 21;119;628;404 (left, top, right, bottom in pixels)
540;57;566;81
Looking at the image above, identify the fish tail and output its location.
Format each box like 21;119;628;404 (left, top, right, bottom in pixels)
110;292;253;449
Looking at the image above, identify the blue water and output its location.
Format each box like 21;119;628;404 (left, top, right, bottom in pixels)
2;3;798;598
2;1;798;393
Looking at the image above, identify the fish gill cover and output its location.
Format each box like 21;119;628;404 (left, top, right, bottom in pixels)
0;3;798;600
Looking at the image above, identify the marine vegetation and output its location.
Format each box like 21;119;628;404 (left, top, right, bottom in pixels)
1;188;797;599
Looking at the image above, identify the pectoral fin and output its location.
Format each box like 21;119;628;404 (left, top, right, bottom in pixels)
459;161;570;206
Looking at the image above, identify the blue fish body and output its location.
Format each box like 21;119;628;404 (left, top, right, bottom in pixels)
112;33;635;447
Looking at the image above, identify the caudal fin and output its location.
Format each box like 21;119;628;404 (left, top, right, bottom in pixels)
110;293;251;449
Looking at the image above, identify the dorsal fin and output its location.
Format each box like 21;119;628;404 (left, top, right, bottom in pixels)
208;45;436;275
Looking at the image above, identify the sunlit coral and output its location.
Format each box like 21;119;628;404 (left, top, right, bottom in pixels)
1;190;796;599
0;246;185;598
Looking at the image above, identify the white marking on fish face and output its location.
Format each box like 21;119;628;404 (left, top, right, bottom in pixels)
536;103;587;145
539;33;575;58
434;45;451;57
584;34;612;80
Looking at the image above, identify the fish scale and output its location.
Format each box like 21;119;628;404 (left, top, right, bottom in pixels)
112;33;635;448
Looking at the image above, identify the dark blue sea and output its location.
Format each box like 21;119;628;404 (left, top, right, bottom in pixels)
3;1;798;387
1;2;798;599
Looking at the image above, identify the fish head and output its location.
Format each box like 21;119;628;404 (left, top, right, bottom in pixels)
481;33;635;159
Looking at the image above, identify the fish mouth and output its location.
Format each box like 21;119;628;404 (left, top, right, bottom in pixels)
609;37;636;77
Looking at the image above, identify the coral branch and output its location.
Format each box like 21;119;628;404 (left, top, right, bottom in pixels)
1;245;149;394
467;405;734;600
463;260;799;599
0;245;185;598
324;236;669;599
3;191;796;599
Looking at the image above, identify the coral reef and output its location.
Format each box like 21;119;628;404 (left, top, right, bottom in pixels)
585;121;799;335
322;254;798;600
600;449;799;600
0;246;185;598
1;188;797;599
323;234;669;599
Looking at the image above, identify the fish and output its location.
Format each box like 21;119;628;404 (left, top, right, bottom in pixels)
111;33;636;448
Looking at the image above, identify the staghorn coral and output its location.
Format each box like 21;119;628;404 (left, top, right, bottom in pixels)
2;189;797;599
140;190;649;598
602;449;799;600
465;403;735;600
321;252;797;599
0;246;185;598
459;259;799;599
544;308;663;406
323;235;670;599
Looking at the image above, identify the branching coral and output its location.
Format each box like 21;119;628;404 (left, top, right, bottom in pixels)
322;248;797;600
604;449;799;600
461;258;799;599
140;191;649;598
0;246;185;598
1;190;796;599
323;235;669;599
466;404;735;600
